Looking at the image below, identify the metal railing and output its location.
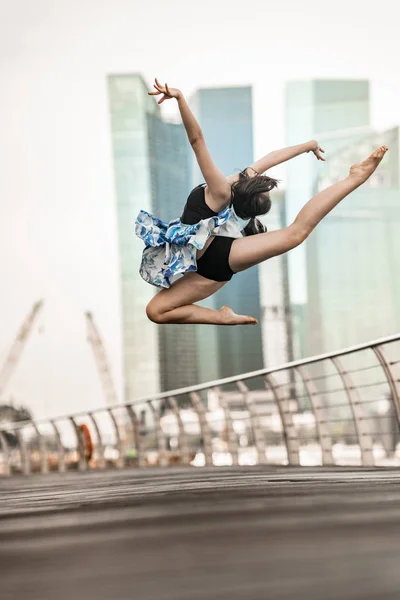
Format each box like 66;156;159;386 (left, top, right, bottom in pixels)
1;334;400;476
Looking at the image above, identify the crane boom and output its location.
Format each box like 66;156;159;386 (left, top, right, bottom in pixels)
85;312;119;407
0;300;44;399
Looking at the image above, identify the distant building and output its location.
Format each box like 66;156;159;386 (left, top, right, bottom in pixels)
190;86;264;382
108;74;160;401
258;188;294;370
307;126;400;355
285;79;372;356
108;74;198;398
146;113;199;392
108;76;299;401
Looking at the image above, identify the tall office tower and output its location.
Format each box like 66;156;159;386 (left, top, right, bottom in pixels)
285;80;371;355
108;74;160;402
147;114;199;391
190;87;264;381
108;74;197;399
258;189;294;370
308;126;400;356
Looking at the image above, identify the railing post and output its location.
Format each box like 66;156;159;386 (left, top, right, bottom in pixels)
107;408;124;468
167;396;190;465
148;401;168;467
330;356;375;466
0;431;11;476
69;416;86;471
189;392;213;466
371;344;400;427
125;405;145;467
88;413;106;469
50;421;65;473
30;422;48;474
236;381;267;465
295;366;334;466
213;387;239;465
16;428;31;475
265;374;300;465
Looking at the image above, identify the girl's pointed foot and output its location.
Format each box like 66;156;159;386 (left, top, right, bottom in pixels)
349;145;388;182
218;305;258;326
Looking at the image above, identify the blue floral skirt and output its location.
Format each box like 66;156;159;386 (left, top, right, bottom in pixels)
135;207;244;288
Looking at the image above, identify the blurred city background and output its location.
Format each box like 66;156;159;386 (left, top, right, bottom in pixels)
0;1;399;469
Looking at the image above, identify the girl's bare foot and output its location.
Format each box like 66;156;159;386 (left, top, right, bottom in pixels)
218;305;258;326
349;145;388;182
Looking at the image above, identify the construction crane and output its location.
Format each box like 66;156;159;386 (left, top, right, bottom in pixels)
0;300;44;400
85;312;119;408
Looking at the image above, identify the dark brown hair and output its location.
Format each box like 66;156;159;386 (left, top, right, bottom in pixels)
231;168;278;236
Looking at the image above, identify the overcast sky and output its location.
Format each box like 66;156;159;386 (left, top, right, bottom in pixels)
0;0;399;420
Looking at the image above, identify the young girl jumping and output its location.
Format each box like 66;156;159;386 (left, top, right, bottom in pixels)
135;78;388;326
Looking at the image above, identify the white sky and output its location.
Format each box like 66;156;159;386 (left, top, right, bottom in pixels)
0;0;399;419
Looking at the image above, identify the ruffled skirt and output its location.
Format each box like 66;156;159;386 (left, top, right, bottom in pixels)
135;207;243;288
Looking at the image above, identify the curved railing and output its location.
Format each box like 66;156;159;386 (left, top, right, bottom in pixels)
1;334;400;475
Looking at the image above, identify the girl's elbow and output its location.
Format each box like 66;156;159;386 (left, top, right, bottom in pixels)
289;223;312;248
190;133;204;147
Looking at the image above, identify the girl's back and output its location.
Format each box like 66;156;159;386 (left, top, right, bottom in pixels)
180;184;218;225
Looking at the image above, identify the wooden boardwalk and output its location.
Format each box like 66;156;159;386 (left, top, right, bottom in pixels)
2;466;400;599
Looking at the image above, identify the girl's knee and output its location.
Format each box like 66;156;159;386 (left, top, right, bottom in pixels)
146;301;165;324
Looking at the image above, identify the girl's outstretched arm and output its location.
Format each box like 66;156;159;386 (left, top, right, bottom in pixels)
249;140;325;174
148;79;231;210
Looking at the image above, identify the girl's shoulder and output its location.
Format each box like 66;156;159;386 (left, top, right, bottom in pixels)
187;182;206;196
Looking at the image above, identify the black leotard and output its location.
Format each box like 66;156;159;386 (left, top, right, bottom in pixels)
180;184;219;224
180;184;235;282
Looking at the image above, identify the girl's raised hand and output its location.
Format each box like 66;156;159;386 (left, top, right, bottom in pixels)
308;140;326;161
148;78;181;104
313;146;326;161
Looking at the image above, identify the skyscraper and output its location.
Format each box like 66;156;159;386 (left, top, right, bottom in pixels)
108;74;197;398
307;126;400;355
147;113;199;391
190;86;264;381
258;188;294;369
285;80;372;355
108;74;160;402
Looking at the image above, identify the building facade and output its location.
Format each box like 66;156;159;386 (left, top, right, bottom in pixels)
108;74;160;402
108;74;198;398
190;86;264;381
307;126;400;355
146;113;199;391
108;76;302;400
258;188;294;370
285;79;372;356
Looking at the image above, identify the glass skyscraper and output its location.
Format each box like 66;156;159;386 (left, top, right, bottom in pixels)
146;113;199;391
108;74;197;399
108;77;294;399
258;188;294;370
285;80;372;358
190;86;264;381
307;126;400;355
108;74;160;402
285;80;371;309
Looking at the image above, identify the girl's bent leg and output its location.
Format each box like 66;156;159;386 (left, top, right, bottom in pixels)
146;272;257;325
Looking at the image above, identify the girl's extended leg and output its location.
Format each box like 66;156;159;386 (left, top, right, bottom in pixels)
229;146;388;272
146;271;258;325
